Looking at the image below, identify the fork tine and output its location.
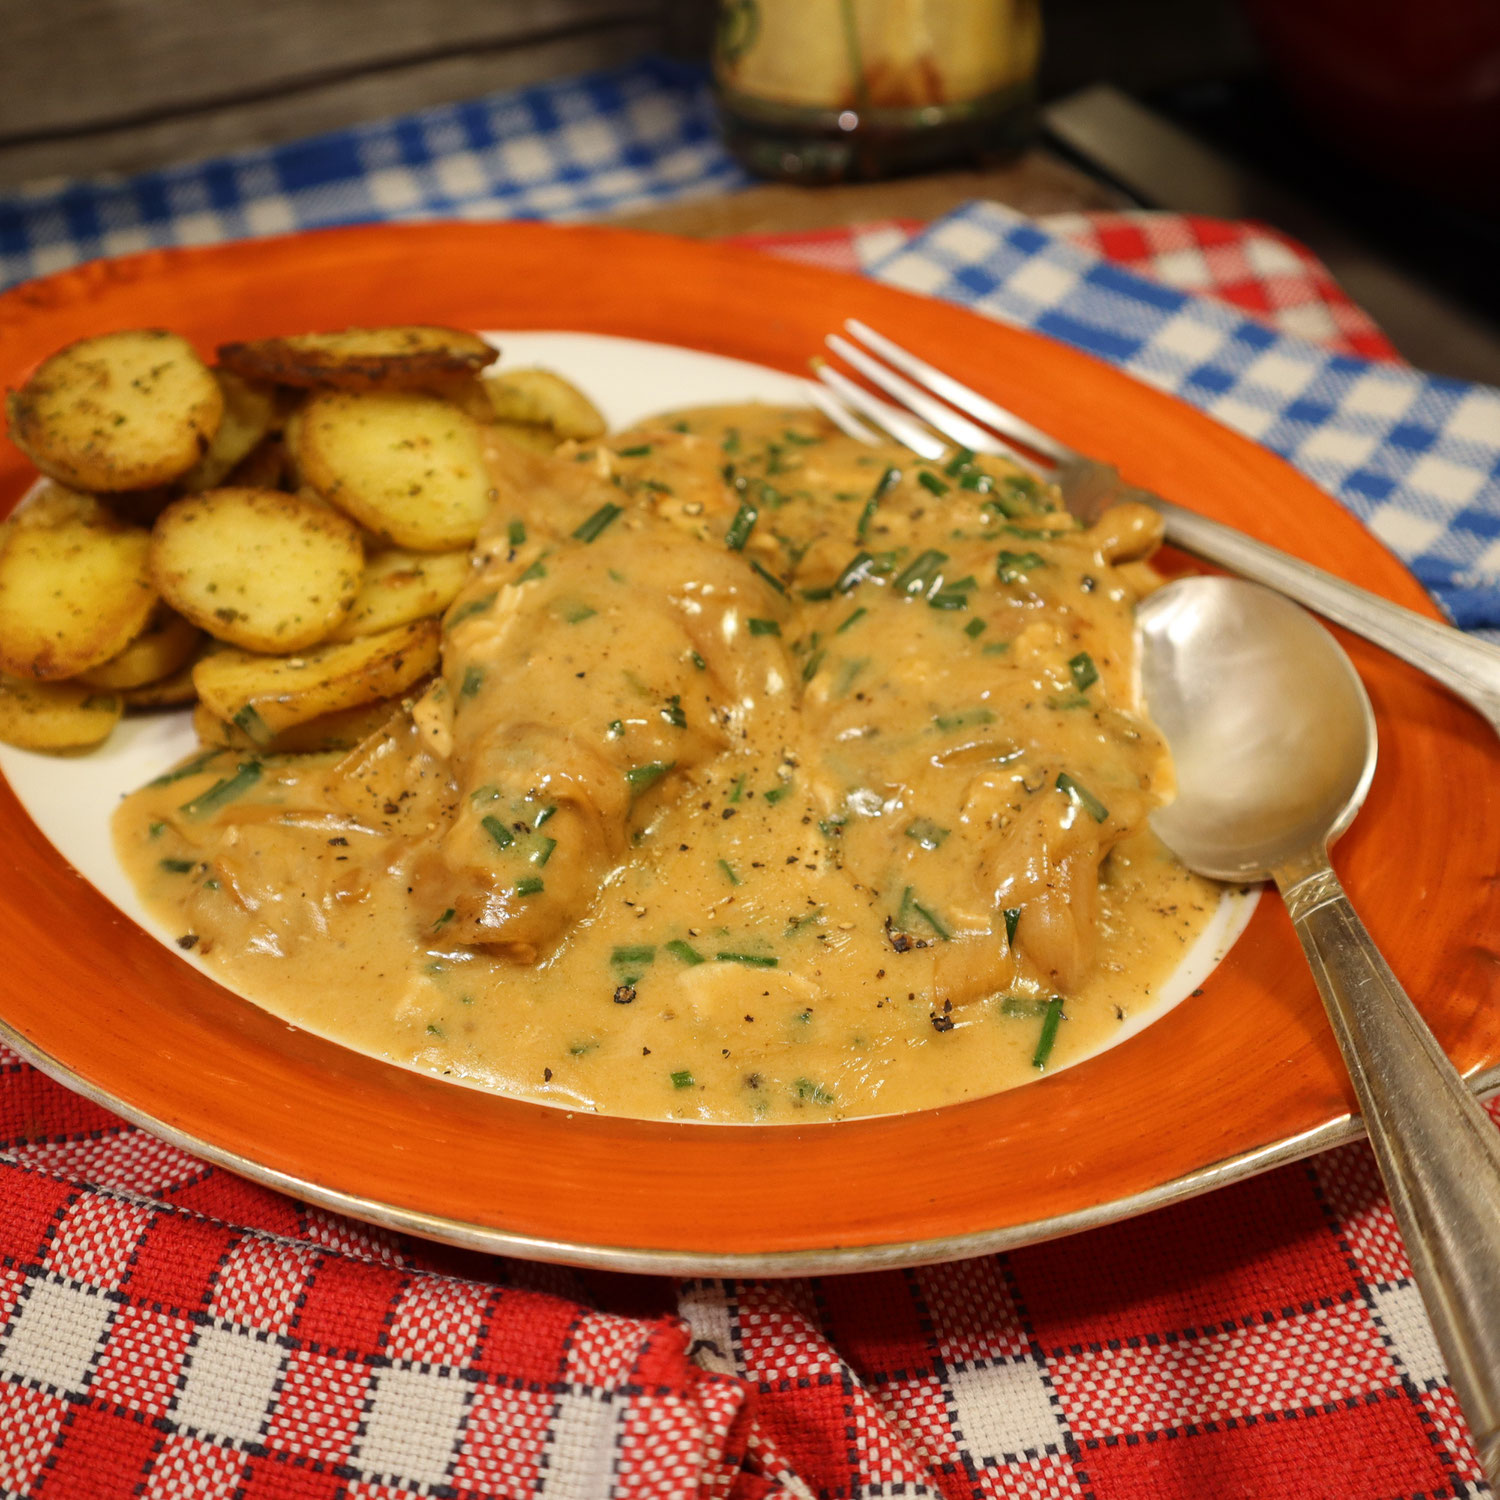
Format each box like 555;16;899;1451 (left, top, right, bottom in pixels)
826;333;1007;458
813;363;947;461
800;380;884;445
843;319;1076;465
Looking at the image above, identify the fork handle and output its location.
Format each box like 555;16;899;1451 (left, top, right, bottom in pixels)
1069;458;1500;737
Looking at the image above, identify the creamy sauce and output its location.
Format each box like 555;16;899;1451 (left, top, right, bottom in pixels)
114;405;1220;1123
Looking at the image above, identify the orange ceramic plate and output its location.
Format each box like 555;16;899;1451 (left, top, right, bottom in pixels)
1;222;1496;1275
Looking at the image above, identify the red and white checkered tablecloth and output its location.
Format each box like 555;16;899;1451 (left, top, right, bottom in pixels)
0;213;1484;1500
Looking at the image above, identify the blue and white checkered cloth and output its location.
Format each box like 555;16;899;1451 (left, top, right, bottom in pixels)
2;61;1496;634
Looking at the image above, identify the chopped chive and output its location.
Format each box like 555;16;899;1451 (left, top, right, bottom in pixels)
933;707;995;731
533;805;556;828
943;447;976;476
507;519;526;547
996;549;1045;582
800;585;834;601
982;640;1011;656
607;719;624;739
857;464;900;541
671;1069;695;1089
470;784;500;805
1068;651;1099;692
146;749;223;788
690;650;707;670
794;1077;835;1105
832;657;868;696
1001;995;1048;1018
725;500;758;550
782;429;820;445
917;471;949;496
482;814;514;850
148;821;166;838
893;548;949;597
661;694;686;728
612;945;656;967
750;559;787;595
618;444;652;457
764;779;793;805
897;885;952;941
231;704;271;744
835;606;867;634
449;591;498;627
927;590;969;611
518;558;548;583
1046;693;1092;711
433;908;456;930
801;648;827;682
717;858;741;886
1057;772;1108;823
573;502;623;543
728;774;746;803
461;665;485;699
964;617;987;638
959;470;993;492
158;857;196;874
905;818;949;849
625;761;674;793
835;551;876;593
515;876;544;896
530;836;556;866
1004;907;1022;945
179;761;261;819
716;952;778;968
562;602;597;624
1032;997;1065;1069
747;617;781;636
664;939;706;966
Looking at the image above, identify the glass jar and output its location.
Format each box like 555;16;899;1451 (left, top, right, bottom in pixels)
713;0;1042;182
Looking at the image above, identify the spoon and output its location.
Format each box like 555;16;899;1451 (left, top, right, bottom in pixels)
1137;575;1500;1484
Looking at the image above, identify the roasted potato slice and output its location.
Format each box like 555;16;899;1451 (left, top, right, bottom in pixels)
487;420;560;455
0;674;122;751
329;548;471;641
217;326;497;391
193;694;406;753
122;653;202;710
484;367;605;440
151;487;364;653
178;370;278;493
77;607;202;690
193;618;439;741
7;330;223;491
296;392;493;551
0;488;156;679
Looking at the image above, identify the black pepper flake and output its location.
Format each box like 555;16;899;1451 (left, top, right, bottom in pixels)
327;836;349;846
614;984;637;1005
930;1012;955;1033
176;934;199;950
1191;987;1205;997
743;1014;755;1023
544;1068;553;1081
785;855;798;865
722;808;736;820
642;1047;651;1056
890;932;914;953
383;801;400;814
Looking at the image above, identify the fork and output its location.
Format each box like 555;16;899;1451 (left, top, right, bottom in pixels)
809;319;1500;742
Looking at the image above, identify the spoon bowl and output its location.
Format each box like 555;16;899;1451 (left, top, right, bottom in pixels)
1137;576;1377;879
1136;574;1500;1483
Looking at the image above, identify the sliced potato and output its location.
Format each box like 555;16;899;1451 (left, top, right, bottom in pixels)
0;674;122;751
178;370;278;493
297;392;493;551
330;548;471;641
77;608;202;690
7;330;223;491
194;694;407;753
484;367;605;440
122;653;202;709
224;436;288;491
0;490;156;678
151;487;364;653
193;618;440;740
488;420;560;455
217;326;497;391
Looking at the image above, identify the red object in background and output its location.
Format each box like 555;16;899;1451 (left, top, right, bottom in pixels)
1239;0;1500;210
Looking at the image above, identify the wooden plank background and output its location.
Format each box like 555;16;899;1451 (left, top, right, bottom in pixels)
0;0;665;186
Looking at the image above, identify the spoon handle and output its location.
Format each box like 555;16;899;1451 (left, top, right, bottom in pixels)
1278;857;1500;1484
1153;496;1500;739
